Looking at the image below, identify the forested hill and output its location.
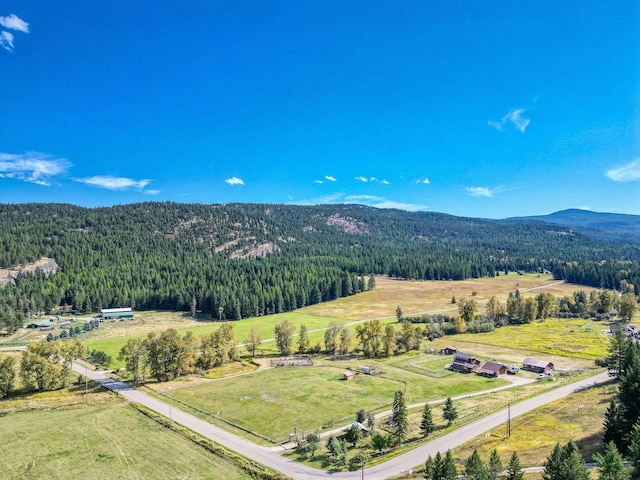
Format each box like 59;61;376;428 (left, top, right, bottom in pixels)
1;202;639;331
508;209;640;244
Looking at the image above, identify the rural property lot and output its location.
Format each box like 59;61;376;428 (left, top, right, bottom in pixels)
0;399;253;480
163;359;507;443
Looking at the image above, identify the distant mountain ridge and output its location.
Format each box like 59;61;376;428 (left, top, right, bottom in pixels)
507;209;640;243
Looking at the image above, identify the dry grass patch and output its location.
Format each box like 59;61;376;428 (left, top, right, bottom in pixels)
452;381;617;469
300;274;599;321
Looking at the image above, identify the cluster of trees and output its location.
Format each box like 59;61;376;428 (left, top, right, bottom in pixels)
602;331;640;475
19;340;85;392
118;324;238;384
1;202;639;333
425;449;523;480
405;288;638;343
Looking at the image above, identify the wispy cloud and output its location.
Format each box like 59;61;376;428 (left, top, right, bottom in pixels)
415;177;430;185
314;180;324;184
466;186;494;197
381;179;390;185
74;175;153;191
345;195;429;211
0;14;29;32
144;189;161;196
325;175;337;182
370;177;378;182
355;176;368;182
0;31;14;51
0;13;29;52
0;152;71;186
489;108;530;133
225;177;244;186
606;159;640;182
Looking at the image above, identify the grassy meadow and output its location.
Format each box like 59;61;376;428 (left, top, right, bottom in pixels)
160;357;508;443
0;401;253;480
451;381;618;469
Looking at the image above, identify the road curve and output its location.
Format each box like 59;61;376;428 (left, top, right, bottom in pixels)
71;363;610;480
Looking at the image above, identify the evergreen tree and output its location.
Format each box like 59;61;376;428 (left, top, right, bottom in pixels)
505;452;524;480
441;450;458;480
593;441;629;480
603;400;626;452
443;397;458;426
464;449;488;480
627;421;640;476
487;449;503;480
391;390;409;445
542;443;564;480
425;455;435;480
420;403;436;437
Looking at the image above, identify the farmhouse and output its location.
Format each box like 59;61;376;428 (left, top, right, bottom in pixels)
101;307;134;320
522;357;554;373
451;352;480;373
477;362;507;377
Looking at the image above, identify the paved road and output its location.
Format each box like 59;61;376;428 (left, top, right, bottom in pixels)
72;363;610;480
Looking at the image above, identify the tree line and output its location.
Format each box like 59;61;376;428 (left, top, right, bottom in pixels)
1;202;639;334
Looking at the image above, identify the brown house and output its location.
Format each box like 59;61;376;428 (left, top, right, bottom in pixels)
342;371;355;381
477;362;507;377
451;352;481;373
522;357;554;373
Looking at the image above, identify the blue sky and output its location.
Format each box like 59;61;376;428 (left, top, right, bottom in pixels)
1;1;638;218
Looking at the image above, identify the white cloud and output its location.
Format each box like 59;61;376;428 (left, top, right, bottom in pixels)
0;31;14;51
144;189;161;195
0;152;71;185
74;175;152;191
370;177;378;182
466;186;493;197
325;175;337;182
225;177;244;186
344;194;429;211
606;159;640;182
489;107;530;133
355;176;368;182
381;179;390;185
0;14;29;32
0;14;29;52
415;178;430;185
314;180;324;184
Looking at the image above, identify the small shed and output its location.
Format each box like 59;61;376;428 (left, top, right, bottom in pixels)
342;371;355;381
345;422;371;438
522;357;554;373
440;346;457;355
477;362;507;377
101;307;134;320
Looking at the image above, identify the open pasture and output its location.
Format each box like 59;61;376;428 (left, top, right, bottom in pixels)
164;356;507;443
299;274;599;320
83;311;345;368
0;401;252;480
452;317;609;361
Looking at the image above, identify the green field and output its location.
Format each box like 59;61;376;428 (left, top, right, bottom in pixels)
453;318;610;360
84;311;347;369
0;400;253;480
167;356;507;443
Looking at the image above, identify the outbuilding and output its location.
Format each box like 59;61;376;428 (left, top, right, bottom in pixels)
342;371;355;381
522;357;554;373
451;352;481;373
440;346;457;355
477;362;507;377
101;307;134;320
